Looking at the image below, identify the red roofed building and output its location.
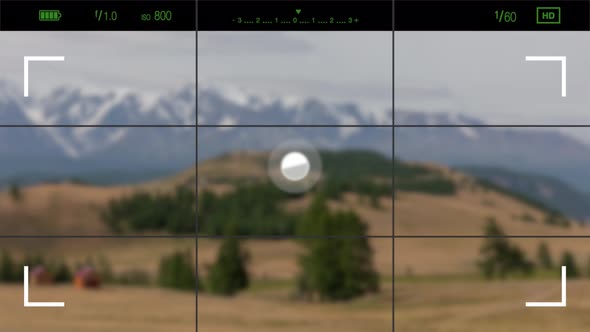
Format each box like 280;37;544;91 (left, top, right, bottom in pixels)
74;266;101;289
30;265;53;285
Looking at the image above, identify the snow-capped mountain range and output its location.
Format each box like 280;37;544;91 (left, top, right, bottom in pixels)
197;84;393;161
5;78;590;191
197;84;393;126
0;81;196;183
0;81;393;183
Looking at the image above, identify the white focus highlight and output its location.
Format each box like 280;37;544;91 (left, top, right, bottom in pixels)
525;56;567;97
23;265;65;308
525;265;567;308
280;151;310;181
23;56;65;97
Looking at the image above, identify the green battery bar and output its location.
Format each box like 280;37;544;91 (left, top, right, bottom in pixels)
39;10;62;22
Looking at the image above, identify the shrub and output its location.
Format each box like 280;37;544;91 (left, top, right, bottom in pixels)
560;251;580;279
544;213;570;228
51;260;73;283
297;196;378;301
0;250;17;282
158;250;196;290
537;242;553;270
207;236;249;296
477;218;534;279
9;183;22;202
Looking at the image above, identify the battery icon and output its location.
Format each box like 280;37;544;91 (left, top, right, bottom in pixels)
39;10;62;22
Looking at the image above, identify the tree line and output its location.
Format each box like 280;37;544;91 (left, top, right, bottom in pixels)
102;186;195;234
0;250;195;289
2;195;378;301
199;195;379;300
394;159;456;196
478;218;586;279
103;180;391;236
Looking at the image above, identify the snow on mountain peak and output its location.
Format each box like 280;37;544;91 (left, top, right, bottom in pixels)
0;82;195;159
197;84;390;126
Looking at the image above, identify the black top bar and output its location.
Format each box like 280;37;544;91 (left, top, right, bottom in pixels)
0;0;196;31
198;1;393;31
395;0;590;31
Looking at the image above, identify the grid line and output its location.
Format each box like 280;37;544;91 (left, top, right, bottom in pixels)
394;124;590;128
0;234;394;239
391;3;398;328
0;124;397;128
196;18;395;332
3;124;586;128
195;1;199;331
0;124;196;128
3;234;590;239
395;235;590;238
198;124;393;128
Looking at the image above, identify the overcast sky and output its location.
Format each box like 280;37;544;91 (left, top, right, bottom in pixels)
0;32;196;96
198;31;393;114
395;32;590;126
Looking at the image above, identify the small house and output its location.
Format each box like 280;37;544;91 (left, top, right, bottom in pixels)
30;265;53;285
74;266;101;289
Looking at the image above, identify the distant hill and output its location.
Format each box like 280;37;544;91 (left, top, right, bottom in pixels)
394;110;590;192
199;150;394;185
394;159;561;215
461;166;590;221
394;159;456;195
393;157;590;236
393;160;590;280
4;148;584;238
0;149;395;235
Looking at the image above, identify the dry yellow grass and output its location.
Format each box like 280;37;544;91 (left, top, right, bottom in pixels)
394;162;590;236
198;285;392;332
395;189;590;236
394;185;590;275
0;181;193;236
0;283;392;332
0;238;392;332
198;238;392;280
197;238;392;332
0;153;393;237
0;239;196;332
283;192;392;236
393;162;590;331
0;285;195;332
197;151;268;188
0;163;196;235
0;152;396;331
393;164;590;274
0;183;132;235
0;238;195;275
1;285;393;332
395;279;590;332
395;237;590;277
